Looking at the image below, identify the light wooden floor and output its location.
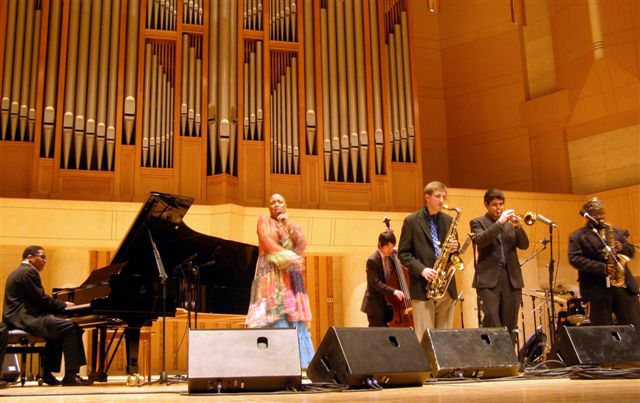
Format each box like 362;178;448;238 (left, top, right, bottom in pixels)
0;376;638;402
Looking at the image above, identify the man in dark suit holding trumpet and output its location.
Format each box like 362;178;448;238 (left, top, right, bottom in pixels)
470;189;529;342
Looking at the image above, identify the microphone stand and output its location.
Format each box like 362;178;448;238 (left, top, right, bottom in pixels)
520;242;547;266
453;291;464;328
192;262;202;328
546;223;557;346
471;234;483;327
147;227;170;385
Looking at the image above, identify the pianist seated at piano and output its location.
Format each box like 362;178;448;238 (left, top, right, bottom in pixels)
245;194;315;368
2;246;93;386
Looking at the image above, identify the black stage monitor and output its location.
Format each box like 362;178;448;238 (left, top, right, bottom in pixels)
307;327;429;388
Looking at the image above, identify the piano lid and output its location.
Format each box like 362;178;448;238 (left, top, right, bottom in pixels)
110;192;258;290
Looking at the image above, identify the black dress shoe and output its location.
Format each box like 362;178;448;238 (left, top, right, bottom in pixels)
61;375;93;386
42;374;61;386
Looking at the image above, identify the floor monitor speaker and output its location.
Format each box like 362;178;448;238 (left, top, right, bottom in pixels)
307;327;429;388
553;325;640;367
421;327;520;378
187;328;301;393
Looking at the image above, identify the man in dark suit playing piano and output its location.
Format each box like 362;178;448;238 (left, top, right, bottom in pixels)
2;246;92;386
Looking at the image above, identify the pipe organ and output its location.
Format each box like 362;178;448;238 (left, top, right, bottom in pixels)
142;41;175;168
147;0;177;30
244;0;263;31
384;0;414;164
1;0;42;144
0;0;422;211
180;35;202;138
243;40;263;141
270;52;299;175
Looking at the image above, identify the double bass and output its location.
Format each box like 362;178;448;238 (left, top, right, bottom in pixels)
383;217;414;328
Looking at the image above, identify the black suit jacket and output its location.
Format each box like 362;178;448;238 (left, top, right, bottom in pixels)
398;209;457;300
360;251;397;319
2;263;67;333
568;223;638;297
470;214;529;289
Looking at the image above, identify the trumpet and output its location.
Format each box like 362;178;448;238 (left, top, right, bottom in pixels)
503;211;537;226
520;211;538;226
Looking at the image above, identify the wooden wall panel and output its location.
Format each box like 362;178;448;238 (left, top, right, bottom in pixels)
0;142;32;197
54;171;115;200
239;140;266;206
178;137;203;198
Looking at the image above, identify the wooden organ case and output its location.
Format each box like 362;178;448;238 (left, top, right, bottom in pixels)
0;0;423;211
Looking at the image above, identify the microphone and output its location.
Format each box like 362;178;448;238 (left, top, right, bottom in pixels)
176;253;197;270
535;213;557;227
196;260;216;269
538;238;550;246
579;210;599;225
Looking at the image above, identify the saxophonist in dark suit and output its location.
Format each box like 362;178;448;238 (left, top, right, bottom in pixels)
470;189;529;339
361;230;406;327
399;181;459;341
568;197;639;330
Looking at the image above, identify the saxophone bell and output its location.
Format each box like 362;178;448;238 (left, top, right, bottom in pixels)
603;222;629;288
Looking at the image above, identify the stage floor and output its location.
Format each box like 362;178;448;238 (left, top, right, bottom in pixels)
0;375;638;402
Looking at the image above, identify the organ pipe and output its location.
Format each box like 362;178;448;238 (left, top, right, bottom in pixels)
9;0;26;141
369;0;384;175
208;0;218;174
43;0;62;158
400;11;414;162
320;7;331;180
303;0;316;155
1;1;17;139
124;0;139;145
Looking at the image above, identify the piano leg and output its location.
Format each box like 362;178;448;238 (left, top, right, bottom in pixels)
87;327;110;382
124;327;141;375
89;329;98;379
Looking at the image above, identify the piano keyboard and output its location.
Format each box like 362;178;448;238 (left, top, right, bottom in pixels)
65;303;91;311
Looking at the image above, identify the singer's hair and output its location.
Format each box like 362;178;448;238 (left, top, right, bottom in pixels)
424;181;447;196
483;188;505;204
582;197;604;213
378;230;396;247
22;245;44;259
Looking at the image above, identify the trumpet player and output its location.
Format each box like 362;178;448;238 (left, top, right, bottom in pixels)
568;198;639;330
470;189;529;341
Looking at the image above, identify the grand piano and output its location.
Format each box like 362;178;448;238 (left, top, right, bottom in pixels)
53;192;259;381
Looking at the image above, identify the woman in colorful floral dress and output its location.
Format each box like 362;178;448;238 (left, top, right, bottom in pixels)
245;193;314;367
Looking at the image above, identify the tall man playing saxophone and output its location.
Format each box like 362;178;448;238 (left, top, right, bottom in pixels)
399;181;459;341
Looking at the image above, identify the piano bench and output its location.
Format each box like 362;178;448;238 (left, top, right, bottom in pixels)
5;329;46;386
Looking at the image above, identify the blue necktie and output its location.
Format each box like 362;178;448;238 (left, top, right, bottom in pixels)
429;219;440;257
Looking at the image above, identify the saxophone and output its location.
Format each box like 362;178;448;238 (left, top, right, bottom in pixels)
602;222;630;287
425;205;464;300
